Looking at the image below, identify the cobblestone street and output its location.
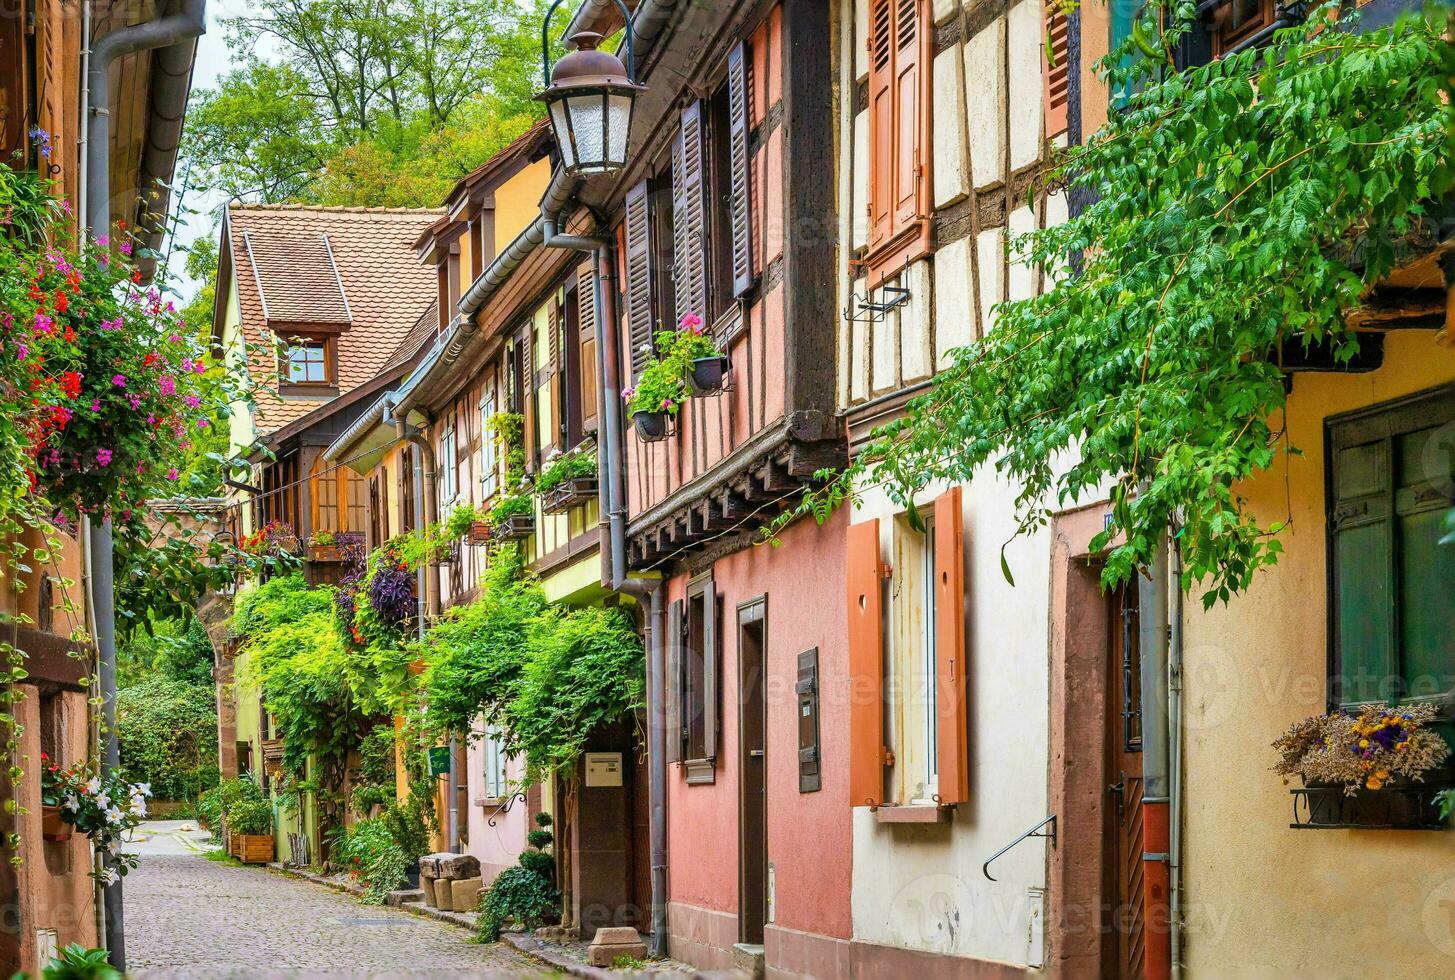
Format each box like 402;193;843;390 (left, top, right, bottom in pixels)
125;823;552;979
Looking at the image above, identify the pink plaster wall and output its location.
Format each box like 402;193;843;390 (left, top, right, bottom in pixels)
666;509;852;944
465;727;528;883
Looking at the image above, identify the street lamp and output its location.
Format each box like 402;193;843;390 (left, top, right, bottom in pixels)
538;2;642;178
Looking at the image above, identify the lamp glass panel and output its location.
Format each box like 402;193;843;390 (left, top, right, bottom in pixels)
606;93;632;165
549;101;576;169
566;92;607;168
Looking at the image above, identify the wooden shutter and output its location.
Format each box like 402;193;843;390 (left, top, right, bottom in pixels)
727;40;754;298
867;0;896;251
1043;2;1070;138
624;180;654;381
797;648;822;793
673;102;708;327
934;487;970;805
891;0;925;230
847;518;887;807
577;261;599;433
666;599;685;764
546;298;563;452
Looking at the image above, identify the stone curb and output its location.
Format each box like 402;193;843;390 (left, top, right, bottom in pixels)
263;862;618;979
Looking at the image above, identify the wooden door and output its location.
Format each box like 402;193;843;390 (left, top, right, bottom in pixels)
738;599;768;945
1105;584;1145;980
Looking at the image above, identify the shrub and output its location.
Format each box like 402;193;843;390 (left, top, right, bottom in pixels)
474;807;559;942
195;787;223;838
516;849;553;878
535;448;597;495
116;674;219;802
227;797;273;836
380;792;435;861
337;817;410;904
526;828;553;851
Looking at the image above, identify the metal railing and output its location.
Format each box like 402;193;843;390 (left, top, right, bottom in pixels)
982;814;1057;882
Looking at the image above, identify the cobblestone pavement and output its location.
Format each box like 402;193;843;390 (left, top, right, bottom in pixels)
125;822;554;979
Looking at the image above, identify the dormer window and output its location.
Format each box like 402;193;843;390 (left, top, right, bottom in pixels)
283;337;334;387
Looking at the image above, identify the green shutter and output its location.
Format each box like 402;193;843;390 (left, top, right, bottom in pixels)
1330;440;1394;706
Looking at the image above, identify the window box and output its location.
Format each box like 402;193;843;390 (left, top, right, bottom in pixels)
466;522;492;547
688;355;731;395
493;514;536;541
41;804;71;842
230;832;275;863
541;476;599;515
1290;782;1450;831
307;543;343;563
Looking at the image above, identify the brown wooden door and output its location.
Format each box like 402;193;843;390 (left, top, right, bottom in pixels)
1105;584;1145;980
738;599;768;945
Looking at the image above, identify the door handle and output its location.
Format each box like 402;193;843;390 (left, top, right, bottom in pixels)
1107;775;1126;819
749;749;765;758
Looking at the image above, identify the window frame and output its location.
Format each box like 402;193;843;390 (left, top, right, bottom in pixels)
479;386;499;501
439;417;458;505
482;724;508;802
282;336;334;388
1325;384;1455;713
681;571;719;785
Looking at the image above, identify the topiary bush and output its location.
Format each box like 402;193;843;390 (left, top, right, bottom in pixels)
474;808;559;942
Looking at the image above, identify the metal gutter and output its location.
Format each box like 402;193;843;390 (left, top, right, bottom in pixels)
85;2;207;967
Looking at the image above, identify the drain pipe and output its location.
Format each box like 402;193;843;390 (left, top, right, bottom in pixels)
84;2;206;968
1138;538;1172;980
1168;536;1186;979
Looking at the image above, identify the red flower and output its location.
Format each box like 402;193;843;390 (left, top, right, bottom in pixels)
63;326;76;344
60;371;82;400
130;268;142;283
54;292;68;313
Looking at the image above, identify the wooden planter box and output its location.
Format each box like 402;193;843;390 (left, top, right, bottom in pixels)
230;833;275;863
541;477;598;515
308;543;343;562
41;804;71;842
493;515;536;541
466;522;492;546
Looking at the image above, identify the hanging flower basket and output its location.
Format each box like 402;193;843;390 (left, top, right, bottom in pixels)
308;543;343;562
467;521;492;546
41;804;71;842
541;476;599;514
633;410;671;442
688;355;731;394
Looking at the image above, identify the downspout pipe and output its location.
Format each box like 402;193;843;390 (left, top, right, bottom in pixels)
1169;536;1186;979
1138;537;1172;980
84;2;206;969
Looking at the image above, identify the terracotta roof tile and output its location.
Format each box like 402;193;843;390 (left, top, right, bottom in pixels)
383;300;442;374
225;204;442;435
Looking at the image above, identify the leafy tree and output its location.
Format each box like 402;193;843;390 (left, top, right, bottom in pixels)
116;674;219;802
777;8;1453;605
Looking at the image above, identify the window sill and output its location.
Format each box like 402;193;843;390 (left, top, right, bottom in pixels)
683;758;716;785
279;383;339;399
863;220;933;290
874;804;951;824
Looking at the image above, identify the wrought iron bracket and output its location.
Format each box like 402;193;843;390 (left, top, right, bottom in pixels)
843;285;912;325
982;814;1057;882
487;791;528;828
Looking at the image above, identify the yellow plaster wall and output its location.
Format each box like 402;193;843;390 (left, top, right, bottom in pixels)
493;158;552;255
1181;331;1455;977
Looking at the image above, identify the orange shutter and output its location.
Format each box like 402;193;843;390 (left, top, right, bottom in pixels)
1043;2;1070;139
891;0;924;230
577;261;599;433
866;0;895;251
934;487;970;804
847;518;887;807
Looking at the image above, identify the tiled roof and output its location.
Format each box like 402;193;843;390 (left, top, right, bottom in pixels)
225;204;442;435
382;300;442;374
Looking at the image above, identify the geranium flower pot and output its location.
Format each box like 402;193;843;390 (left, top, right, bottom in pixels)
633;410;670;442
541;477;599;515
688;355;730;394
41;804;71;842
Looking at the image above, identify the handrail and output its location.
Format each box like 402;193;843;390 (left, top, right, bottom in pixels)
982;814;1056;882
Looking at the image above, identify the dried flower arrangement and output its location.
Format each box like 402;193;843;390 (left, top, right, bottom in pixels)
1272;703;1451;795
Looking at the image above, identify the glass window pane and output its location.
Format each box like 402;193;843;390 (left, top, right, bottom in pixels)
1399;508;1455;699
1336;522;1392;704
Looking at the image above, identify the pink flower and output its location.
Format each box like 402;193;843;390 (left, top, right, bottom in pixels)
158;376;175;396
96;235;109;247
33;313;53;334
146;414;156;425
127;394;141;409
15;343;27;361
184;395;200;409
111;374;126;388
119;241;132;256
193;362;205;374
90;399;100;412
679;313;703;331
166;468;179;481
196;418;209;429
95;449;113;467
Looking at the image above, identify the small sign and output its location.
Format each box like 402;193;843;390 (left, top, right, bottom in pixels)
427;745;452;777
585;751;623;787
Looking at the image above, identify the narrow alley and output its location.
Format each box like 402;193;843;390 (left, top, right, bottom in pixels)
124;823;549;979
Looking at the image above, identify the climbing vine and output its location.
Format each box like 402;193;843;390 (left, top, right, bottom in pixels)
775;6;1453;604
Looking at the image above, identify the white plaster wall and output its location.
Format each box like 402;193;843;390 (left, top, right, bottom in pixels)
932;47;970;209
965;17;1007;190
848;473;1052;967
1006;0;1045;172
934;237;974;369
465;725;529;882
900;260;934;384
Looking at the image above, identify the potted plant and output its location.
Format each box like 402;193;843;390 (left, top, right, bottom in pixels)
489;492;536;540
673;314;731;394
226;796;275;863
1273;703;1452;828
40;760;151;879
445;501;491;546
307;529;341;561
39;754;71;842
537;445;599;514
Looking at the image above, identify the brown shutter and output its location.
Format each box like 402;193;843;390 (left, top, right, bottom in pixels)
624;180;654;381
727;40;754;298
666;598;685;764
673;101;708;327
867;0;895;251
1043;2;1070;139
891;0;925;230
577;261;599;433
547;298;563;452
847;518;886;807
934;487;970;805
702;576;718;763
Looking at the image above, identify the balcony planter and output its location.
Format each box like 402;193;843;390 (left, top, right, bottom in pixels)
41;804;71;842
1290;781;1451;830
230;832;275;863
541;476;599;515
308;544;343;563
467;522;492;546
493;514;536;541
688;355;731;394
633;410;670;442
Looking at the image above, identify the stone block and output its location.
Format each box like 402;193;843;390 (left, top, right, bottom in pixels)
421;851;480;879
421;877;441;908
587;926;647;967
385;889;424;907
733;942;766;980
932;48;969;209
450;876;483;912
1007;0;1045;171
433;876;455;911
417;854;440;879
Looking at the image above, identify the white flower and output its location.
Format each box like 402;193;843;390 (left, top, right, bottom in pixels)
98;867;119;885
85;777;101;795
129;796;147;818
105;806;125;826
132;782;152;799
63;794;80;813
94;791;111;810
